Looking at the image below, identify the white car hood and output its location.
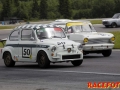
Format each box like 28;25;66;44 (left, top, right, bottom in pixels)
39;38;79;46
77;32;113;39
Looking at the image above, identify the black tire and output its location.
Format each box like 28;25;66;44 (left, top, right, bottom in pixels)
102;50;112;57
71;60;83;66
111;23;117;28
37;51;50;68
3;52;15;67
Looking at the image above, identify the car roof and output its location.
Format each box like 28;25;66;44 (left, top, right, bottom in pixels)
50;20;91;25
14;24;60;30
55;19;72;22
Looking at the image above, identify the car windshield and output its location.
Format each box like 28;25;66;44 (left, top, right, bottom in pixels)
112;13;120;18
36;27;66;39
56;24;66;29
67;24;96;32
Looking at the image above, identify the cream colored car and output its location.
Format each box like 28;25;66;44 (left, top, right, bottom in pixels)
50;20;115;57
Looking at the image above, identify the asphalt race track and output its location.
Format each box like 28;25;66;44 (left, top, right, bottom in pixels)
0;24;120;90
94;24;120;32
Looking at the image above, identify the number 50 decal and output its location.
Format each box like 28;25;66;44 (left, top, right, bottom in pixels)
22;47;32;58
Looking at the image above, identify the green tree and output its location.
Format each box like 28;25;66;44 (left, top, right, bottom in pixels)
58;0;65;18
64;0;72;18
92;0;115;18
40;0;48;19
0;0;2;18
71;0;92;10
114;0;120;14
0;0;118;20
14;0;19;6
2;0;13;19
47;0;60;19
58;0;72;18
16;1;30;20
31;0;39;19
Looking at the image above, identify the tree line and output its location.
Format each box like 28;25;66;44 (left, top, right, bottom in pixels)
0;0;120;21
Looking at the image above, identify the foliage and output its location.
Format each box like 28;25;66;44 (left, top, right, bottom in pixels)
40;0;48;19
92;0;115;18
47;0;60;19
58;0;72;18
31;0;39;19
0;0;119;20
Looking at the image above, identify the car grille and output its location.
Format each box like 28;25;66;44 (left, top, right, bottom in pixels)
62;54;80;59
88;39;110;44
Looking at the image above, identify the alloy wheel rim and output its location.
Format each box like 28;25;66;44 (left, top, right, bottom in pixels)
5;55;11;65
40;54;45;66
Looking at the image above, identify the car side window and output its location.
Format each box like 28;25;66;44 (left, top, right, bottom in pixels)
21;29;35;41
68;26;74;33
9;30;19;41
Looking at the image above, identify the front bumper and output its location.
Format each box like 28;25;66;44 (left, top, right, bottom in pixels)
50;50;83;62
83;44;114;51
102;21;111;25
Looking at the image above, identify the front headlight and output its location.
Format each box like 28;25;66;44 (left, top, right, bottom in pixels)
83;38;88;43
78;44;83;50
110;37;115;42
51;46;56;52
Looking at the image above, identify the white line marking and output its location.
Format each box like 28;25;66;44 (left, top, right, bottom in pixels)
16;68;120;76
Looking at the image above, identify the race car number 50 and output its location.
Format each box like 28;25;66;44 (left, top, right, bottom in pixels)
22;47;32;58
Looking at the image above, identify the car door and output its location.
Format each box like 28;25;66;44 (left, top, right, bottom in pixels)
18;28;37;62
8;29;19;61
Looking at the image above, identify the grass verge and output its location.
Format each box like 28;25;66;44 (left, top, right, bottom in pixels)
90;20;102;24
110;31;120;49
0;41;6;48
0;26;16;30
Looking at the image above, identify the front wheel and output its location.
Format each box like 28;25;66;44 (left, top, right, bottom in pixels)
102;50;112;57
3;52;15;67
71;60;83;66
37;51;50;68
111;23;117;28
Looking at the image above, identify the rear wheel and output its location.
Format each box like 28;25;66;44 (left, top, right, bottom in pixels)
37;51;50;68
3;52;15;67
102;50;112;57
71;60;83;66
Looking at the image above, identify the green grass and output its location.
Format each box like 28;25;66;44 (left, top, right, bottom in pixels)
0;41;5;47
0;26;16;30
110;31;120;49
90;20;102;24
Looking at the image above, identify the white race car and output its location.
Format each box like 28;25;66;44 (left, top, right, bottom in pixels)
1;24;83;68
102;13;120;28
50;20;115;57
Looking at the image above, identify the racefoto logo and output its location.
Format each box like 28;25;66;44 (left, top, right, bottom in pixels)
88;82;120;89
